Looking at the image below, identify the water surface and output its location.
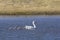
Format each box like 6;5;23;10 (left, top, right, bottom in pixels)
0;16;60;40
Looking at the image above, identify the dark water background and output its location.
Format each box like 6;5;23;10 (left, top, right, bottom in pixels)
0;16;60;40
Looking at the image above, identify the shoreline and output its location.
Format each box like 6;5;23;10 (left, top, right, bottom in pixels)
0;11;60;15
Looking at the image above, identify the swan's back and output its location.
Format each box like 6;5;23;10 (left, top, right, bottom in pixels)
24;25;33;29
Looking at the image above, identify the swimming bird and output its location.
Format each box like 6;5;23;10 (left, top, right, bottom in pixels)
24;21;36;30
8;21;36;30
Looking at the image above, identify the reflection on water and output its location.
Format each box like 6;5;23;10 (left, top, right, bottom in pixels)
0;16;60;40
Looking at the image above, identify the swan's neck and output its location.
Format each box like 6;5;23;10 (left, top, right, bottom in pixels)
32;22;36;28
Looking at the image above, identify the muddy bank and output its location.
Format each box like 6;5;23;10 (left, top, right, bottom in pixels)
0;0;60;15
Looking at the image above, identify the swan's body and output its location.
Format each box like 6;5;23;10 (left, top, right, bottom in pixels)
24;21;36;30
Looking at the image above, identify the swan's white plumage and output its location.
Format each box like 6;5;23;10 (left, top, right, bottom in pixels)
24;26;33;29
24;21;36;30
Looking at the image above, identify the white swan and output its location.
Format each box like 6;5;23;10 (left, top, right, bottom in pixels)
24;21;36;30
8;21;36;30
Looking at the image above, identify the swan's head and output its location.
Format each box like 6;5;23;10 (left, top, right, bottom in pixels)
32;21;35;24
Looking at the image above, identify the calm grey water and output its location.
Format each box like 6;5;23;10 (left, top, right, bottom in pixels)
0;16;60;40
